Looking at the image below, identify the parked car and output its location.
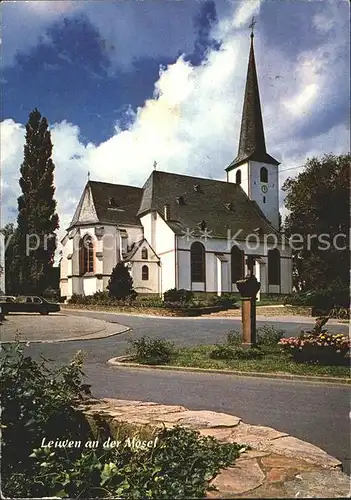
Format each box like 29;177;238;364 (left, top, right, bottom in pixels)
0;296;60;315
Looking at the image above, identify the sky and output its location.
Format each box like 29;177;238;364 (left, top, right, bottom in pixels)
1;0;350;241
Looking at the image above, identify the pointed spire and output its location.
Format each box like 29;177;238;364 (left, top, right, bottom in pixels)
226;28;279;171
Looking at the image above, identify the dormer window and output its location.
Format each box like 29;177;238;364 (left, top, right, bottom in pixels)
109;197;118;207
194;184;201;192
177;196;185;205
199;220;207;231
141;247;148;260
225;202;233;211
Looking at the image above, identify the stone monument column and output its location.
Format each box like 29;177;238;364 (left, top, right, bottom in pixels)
236;255;261;346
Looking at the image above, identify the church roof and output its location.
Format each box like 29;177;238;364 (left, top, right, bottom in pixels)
68;171;279;239
138;170;279;239
226;34;279;171
68;181;143;228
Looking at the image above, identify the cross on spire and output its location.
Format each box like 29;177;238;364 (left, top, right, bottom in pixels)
225;15;280;172
249;16;257;38
153;161;157;170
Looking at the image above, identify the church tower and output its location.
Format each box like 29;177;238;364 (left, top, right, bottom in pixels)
226;27;280;229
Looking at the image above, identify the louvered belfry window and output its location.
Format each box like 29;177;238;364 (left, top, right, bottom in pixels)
191;242;205;282
260;167;268;183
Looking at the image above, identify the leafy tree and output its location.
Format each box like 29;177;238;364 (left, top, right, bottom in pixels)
282;153;349;291
107;262;136;300
16;108;59;294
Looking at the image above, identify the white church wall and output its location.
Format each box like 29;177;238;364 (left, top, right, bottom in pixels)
177;236;292;294
102;225;119;275
128;239;160;294
131;261;159;294
141;213;153;246
153;214;176;293
227;162;249;194
280;257;292;294
205;252;216;292
178;250;191;290
82;276;97;296
123;225;144;249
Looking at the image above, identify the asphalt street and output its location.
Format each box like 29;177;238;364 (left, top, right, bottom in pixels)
12;310;351;475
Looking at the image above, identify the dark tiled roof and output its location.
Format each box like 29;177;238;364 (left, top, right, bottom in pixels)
90;181;143;225
122;239;144;260
138;170;279;239
69;181;143;228
226;35;279;171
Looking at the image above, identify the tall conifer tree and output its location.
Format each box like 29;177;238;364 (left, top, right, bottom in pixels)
17;108;59;293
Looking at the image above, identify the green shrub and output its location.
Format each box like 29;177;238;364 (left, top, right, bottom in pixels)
90;290;112;303
163;288;194;303
1;343;92;497
26;426;247;499
286;287;349;312
127;336;175;364
67;293;87;304
107;262;136;300
210;344;263;360
207;294;237;308
227;331;242;345
42;287;60;302
1;343;248;498
227;325;284;347
210;344;237;359
256;325;284;345
134;296;165;308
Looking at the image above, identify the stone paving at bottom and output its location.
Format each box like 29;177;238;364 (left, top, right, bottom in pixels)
78;398;351;498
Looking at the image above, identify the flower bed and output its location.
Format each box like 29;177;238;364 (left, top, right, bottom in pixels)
279;333;350;365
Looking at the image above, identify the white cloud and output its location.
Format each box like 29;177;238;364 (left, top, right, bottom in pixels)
1;0;349;246
283;83;318;115
233;0;261;28
2;0;199;70
313;11;334;34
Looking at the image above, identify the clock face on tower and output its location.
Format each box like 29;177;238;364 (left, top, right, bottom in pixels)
261;185;268;194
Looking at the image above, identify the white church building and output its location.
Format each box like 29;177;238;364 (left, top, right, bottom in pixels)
60;33;292;299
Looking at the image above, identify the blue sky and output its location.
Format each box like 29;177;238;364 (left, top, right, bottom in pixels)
1;0;350;234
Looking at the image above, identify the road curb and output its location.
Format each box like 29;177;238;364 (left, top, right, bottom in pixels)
107;357;351;385
1;326;131;344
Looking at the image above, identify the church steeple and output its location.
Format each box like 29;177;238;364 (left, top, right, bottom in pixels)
226;28;279;172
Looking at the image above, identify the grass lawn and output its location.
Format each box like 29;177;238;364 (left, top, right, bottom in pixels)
168;345;350;378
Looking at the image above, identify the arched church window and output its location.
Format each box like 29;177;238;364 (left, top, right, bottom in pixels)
235;169;242;185
141;247;148;260
142;265;149;281
231;246;244;283
268;249;280;285
260;167;268;183
191;242;205;282
80;235;94;274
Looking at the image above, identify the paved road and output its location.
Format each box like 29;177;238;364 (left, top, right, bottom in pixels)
62;309;349;345
10;310;351;475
